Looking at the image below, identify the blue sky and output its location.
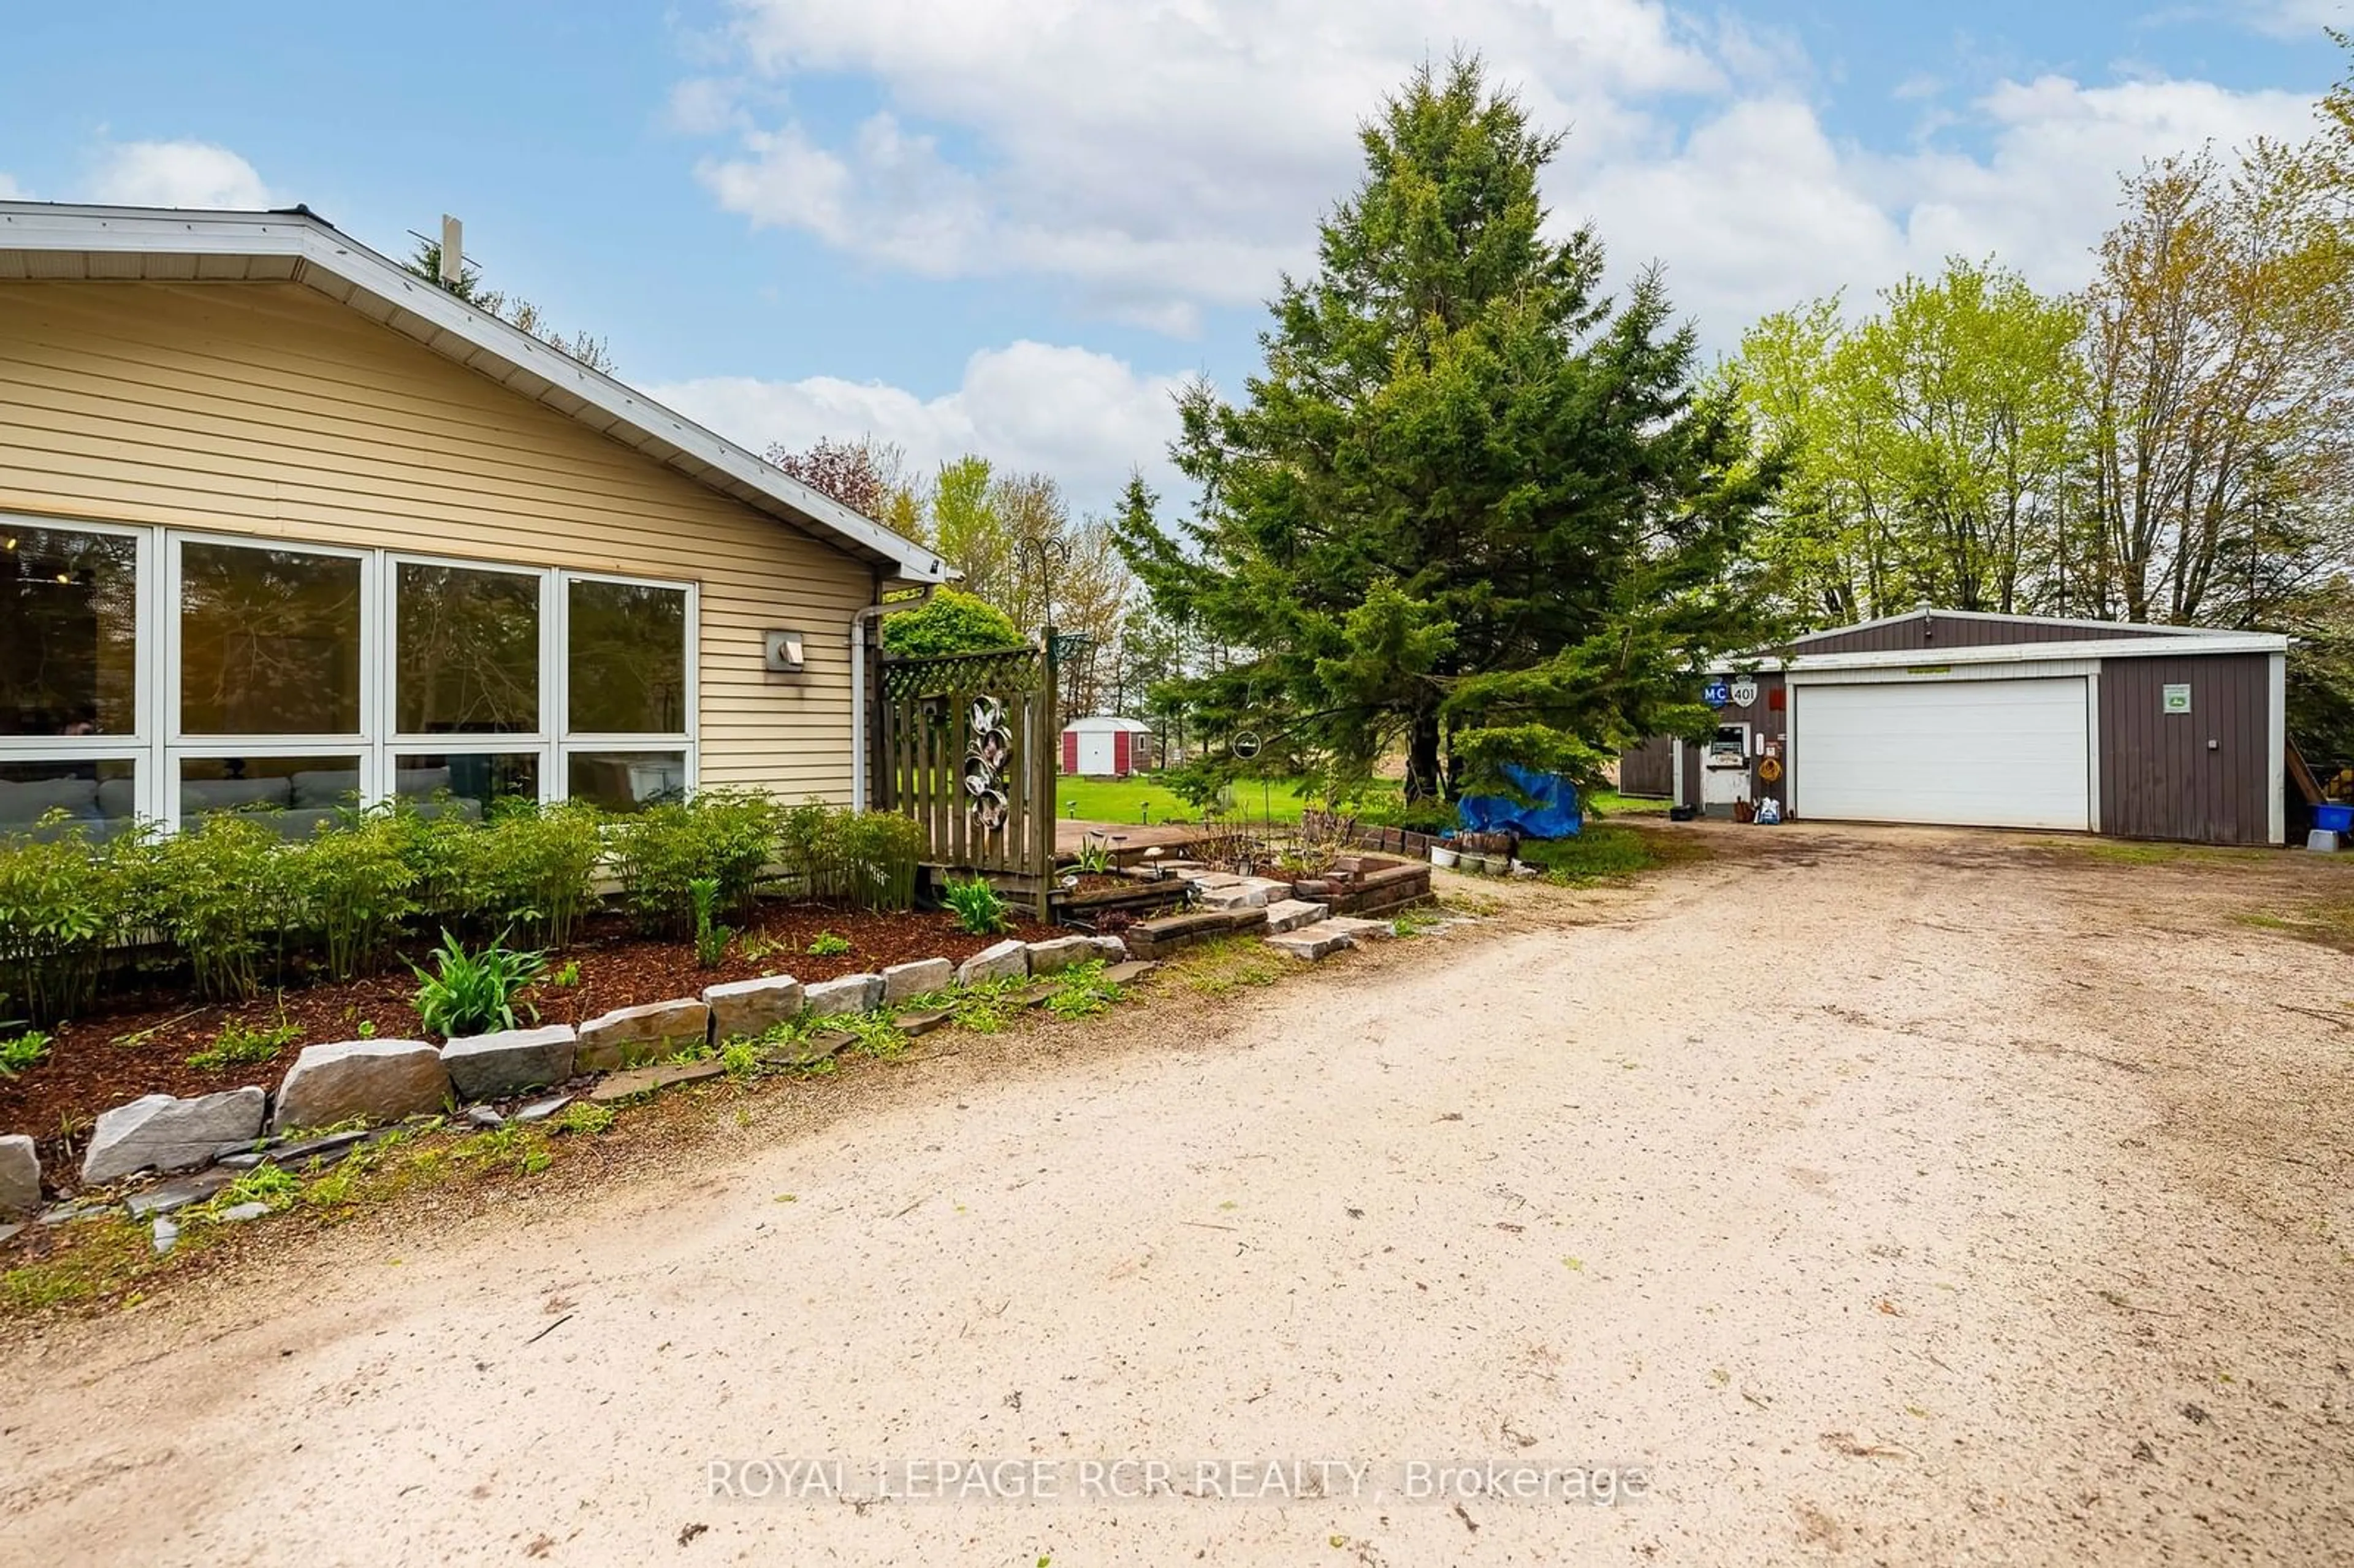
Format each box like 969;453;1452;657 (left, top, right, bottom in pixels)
1;1;2344;512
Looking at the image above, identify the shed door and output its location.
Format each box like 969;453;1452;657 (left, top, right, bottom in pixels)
1794;677;2090;831
1075;732;1116;774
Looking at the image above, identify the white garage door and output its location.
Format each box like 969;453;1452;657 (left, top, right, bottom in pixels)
1794;677;2090;831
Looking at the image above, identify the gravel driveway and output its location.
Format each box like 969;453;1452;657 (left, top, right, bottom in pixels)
5;824;2349;1565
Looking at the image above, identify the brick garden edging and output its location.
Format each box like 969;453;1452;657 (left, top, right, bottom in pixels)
1122;854;1431;960
9;933;1141;1238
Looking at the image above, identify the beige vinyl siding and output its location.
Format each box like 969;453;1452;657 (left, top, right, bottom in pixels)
0;280;873;801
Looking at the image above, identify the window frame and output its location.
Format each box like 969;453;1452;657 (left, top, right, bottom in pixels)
0;512;157;830
0;517;703;832
163;530;379;831
0;512;157;755
557;568;699;806
385;551;557;807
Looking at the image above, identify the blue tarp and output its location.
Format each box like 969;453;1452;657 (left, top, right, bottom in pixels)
1457;766;1583;839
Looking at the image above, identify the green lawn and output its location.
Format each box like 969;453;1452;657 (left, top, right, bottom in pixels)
1055;774;1666;829
1053;774;1329;825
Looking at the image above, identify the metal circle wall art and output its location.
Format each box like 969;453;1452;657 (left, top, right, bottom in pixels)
963;694;1015;833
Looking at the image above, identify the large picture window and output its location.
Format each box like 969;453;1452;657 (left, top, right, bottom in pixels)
0;519;148;840
567;578;688;736
396;562;541;736
0;513;699;834
562;576;693;812
1;523;141;737
179;541;364;736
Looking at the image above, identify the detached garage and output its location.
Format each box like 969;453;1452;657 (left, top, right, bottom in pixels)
1669;611;2289;846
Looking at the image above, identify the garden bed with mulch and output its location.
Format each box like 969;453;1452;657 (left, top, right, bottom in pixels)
1;901;1044;1165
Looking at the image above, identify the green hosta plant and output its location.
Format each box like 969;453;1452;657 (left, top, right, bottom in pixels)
805;930;851;957
410;930;545;1038
0;1029;53;1078
691;876;733;969
942;876;1008;936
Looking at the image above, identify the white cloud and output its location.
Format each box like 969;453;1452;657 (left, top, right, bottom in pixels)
1571;73;2321;339
648;340;1187;512
0;173;26;200
697;0;1720;324
88;140;272;209
2243;0;2350;39
687;1;2328;346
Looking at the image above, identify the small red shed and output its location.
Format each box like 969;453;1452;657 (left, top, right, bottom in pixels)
1061;715;1153;777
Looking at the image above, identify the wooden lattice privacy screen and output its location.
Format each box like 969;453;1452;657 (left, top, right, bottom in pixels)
873;647;1056;893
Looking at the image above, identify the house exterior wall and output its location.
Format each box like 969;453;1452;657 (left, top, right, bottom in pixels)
1793;612;2176;656
2097;652;2276;845
1617;734;1674;796
0;279;874;801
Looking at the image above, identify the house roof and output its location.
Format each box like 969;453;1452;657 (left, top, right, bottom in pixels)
0;201;948;584
1063;715;1154;732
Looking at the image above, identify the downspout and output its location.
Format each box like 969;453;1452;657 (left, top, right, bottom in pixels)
851;583;934;812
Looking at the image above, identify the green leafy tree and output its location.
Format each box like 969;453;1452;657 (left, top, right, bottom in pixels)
1115;57;1778;801
1727;261;2087;623
880;587;1023;658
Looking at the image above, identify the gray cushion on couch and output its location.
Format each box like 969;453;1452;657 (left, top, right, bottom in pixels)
96;777;139;820
180;777;295;816
290;770;365;810
0;776;103;826
394;766;454;797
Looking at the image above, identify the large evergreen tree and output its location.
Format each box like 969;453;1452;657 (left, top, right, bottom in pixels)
1115;57;1779;801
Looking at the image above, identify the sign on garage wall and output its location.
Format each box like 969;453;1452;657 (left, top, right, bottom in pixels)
2162;683;2192;715
1703;677;1731;707
1729;678;1759;709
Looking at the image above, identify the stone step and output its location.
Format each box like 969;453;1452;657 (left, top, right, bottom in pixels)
1263;899;1330;934
589;1059;727;1103
1322;915;1398;941
1097;960;1160;986
1191;876;1292;911
1265;921;1357;961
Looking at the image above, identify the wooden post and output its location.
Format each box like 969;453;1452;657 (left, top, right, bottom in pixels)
1035;635;1057;924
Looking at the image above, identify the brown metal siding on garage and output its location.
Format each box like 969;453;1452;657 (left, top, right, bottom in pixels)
1792;612;2177;656
1676;672;1788;811
2099;653;2273;845
1617;735;1674;796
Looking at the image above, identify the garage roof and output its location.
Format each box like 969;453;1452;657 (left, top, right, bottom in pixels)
1785;607;2209;647
0;201;949;584
1779;628;2287;672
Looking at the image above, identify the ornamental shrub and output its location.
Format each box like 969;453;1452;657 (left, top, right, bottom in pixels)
0;815;147;1023
608;789;781;938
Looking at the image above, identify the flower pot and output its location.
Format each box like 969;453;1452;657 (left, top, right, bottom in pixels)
1430;845;1460;869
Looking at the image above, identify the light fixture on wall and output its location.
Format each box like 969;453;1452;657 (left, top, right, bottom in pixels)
763;630;807;674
